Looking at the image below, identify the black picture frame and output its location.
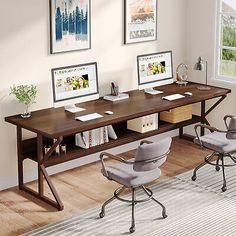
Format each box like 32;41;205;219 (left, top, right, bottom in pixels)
49;0;91;54
124;0;157;44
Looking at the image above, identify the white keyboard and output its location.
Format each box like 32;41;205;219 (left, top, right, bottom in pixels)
162;94;185;101
75;113;103;122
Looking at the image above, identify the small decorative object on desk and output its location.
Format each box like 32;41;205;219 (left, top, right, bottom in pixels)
10;84;37;118
104;82;129;101
103;93;129;102
176;63;188;86
111;82;119;96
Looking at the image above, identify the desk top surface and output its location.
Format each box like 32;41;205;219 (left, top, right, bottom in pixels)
5;82;231;138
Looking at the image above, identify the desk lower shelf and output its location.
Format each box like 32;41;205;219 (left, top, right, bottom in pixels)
22;115;201;167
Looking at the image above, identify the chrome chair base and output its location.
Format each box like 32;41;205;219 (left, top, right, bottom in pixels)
99;185;167;233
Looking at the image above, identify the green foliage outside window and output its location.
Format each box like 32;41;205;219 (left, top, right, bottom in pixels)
222;15;236;61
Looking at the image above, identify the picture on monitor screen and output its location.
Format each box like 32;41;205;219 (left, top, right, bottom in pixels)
51;62;99;107
137;51;173;89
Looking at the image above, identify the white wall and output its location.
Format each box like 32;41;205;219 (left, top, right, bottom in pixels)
186;0;236;131
0;0;187;190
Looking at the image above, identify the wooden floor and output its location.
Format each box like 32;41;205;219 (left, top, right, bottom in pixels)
0;138;210;236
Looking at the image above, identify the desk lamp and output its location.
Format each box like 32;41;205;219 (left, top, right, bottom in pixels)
194;56;211;90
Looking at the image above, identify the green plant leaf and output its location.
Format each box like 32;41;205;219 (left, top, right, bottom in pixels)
10;84;37;105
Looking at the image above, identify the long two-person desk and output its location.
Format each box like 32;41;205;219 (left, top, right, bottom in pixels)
5;82;231;210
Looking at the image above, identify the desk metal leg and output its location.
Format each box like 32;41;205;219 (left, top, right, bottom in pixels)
35;134;64;210
200;101;206;136
40;164;63;210
16;127;23;189
37;134;44;197
200;95;227;136
179;127;183;138
180;95;227;140
18;132;64;211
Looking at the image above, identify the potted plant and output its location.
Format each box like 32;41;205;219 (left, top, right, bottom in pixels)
10;84;37;118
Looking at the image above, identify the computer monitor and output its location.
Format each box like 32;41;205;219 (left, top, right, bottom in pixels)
137;51;173;94
51;62;99;112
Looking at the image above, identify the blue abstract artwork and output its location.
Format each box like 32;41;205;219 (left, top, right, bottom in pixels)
50;0;90;53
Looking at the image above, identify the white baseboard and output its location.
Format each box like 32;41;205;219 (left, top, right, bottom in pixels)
0;130;178;191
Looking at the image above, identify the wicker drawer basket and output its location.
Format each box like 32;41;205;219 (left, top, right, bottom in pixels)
160;105;192;123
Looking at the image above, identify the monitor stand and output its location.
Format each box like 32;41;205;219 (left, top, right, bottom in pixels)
64;104;85;113
144;88;163;95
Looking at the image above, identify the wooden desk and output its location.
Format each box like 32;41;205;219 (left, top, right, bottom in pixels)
5;82;230;210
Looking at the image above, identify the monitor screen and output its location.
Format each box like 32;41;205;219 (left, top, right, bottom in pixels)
137;51;173;90
51;62;99;108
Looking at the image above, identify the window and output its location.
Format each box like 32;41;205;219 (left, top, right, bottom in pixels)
216;0;236;81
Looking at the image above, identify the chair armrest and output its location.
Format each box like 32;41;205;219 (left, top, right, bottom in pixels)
100;152;126;163
224;115;234;130
140;140;153;145
99;152;133;176
194;124;225;147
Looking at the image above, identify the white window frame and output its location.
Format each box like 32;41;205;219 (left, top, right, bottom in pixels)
215;0;236;83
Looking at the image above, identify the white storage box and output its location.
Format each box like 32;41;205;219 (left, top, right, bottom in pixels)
127;113;158;133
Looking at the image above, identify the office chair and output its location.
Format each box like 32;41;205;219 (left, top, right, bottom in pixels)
192;115;236;192
99;137;172;233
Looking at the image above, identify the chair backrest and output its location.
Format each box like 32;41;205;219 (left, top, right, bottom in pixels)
226;116;236;139
133;137;172;172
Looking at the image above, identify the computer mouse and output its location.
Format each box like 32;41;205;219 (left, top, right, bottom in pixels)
184;92;192;96
104;111;114;115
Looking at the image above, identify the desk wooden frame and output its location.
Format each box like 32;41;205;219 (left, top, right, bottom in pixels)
5;82;230;210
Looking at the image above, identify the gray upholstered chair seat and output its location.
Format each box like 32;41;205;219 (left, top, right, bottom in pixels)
194;132;236;153
102;159;161;187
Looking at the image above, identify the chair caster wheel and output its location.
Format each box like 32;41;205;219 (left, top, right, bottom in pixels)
129;226;135;233
216;166;220;171
99;211;105;218
162;211;168;219
192;175;197;181
222;186;227;192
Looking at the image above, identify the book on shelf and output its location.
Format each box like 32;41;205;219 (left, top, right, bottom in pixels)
107;125;117;139
75;125;117;149
103;93;129;102
101;126;109;144
75;131;90;149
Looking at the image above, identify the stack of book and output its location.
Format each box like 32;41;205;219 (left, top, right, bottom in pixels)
75;125;117;149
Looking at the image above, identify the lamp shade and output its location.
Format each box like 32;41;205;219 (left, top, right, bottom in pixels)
194;56;205;71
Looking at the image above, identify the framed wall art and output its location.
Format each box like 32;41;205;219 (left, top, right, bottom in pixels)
124;0;157;44
49;0;91;54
